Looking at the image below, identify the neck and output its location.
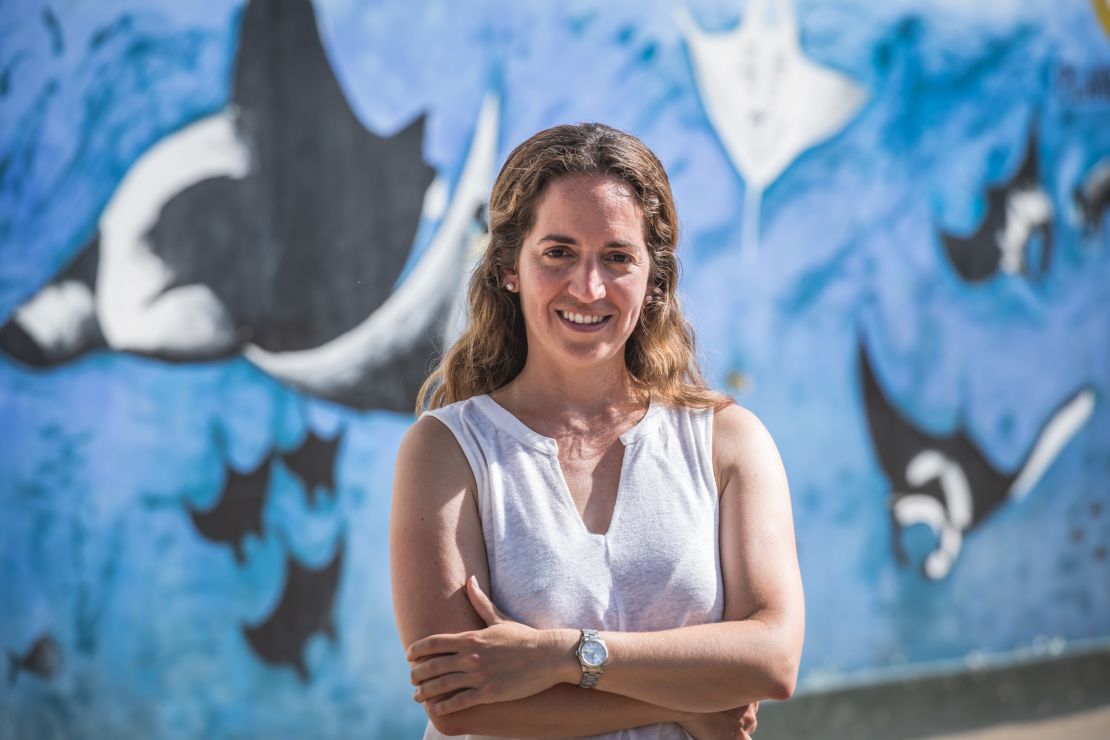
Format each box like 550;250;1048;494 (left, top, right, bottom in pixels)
499;355;646;420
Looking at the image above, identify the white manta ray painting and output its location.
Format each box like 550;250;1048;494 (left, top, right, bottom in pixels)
678;0;869;261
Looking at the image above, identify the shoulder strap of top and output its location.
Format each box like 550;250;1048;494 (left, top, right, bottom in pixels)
686;404;719;499
422;398;490;515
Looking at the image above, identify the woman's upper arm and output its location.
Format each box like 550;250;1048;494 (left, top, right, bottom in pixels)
390;415;491;648
714;404;805;674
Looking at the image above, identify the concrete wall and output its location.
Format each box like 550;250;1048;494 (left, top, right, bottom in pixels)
2;0;1108;736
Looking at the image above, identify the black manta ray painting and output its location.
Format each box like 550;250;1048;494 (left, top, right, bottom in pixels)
858;340;1095;579
1074;158;1110;234
938;129;1053;283
8;635;63;686
0;0;499;412
280;428;342;505
243;539;344;683
188;451;272;563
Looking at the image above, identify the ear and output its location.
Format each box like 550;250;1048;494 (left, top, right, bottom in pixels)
501;265;520;292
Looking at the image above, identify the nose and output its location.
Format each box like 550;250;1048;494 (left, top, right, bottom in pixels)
567;256;606;303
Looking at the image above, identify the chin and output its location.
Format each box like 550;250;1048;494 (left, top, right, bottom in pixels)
558;345;624;368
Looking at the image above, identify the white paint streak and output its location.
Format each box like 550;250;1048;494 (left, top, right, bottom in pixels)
441;224;489;350
998;187;1052;275
421;176;449;223
892;493;961;581
895;448;974;581
1010;389;1096;499
13;280;97;355
892;493;948;532
906;450;973;530
97;110;250;354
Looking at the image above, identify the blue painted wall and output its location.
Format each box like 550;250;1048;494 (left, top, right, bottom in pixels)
2;0;1108;736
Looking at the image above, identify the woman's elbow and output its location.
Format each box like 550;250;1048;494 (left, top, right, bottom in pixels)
766;668;797;702
765;646;801;701
427;706;503;738
428;709;469;737
719;654;797;707
761;612;803;702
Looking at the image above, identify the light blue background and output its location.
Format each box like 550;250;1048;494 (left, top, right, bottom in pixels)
2;0;1108;736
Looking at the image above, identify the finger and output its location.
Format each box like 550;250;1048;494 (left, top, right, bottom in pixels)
465;575;506;625
741;704;758;733
411;655;462;685
407;634;464;662
426;687;486;716
413;672;474;703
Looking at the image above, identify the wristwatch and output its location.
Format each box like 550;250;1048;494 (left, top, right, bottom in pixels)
575;629;608;688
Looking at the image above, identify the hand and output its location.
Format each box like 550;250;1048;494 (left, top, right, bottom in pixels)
408;576;570;715
680;702;759;740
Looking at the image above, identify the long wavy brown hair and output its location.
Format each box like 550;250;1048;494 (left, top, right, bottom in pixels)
417;122;729;412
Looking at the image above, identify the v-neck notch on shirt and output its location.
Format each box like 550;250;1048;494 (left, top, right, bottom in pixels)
473;393;661;537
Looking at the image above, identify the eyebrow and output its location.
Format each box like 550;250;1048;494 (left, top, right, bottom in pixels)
537;233;642;250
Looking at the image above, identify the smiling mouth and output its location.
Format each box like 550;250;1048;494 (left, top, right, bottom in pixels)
558;309;612;329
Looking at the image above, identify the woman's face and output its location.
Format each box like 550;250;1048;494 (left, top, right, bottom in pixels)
504;173;651;373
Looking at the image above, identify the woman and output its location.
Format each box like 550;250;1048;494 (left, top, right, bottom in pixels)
390;123;804;739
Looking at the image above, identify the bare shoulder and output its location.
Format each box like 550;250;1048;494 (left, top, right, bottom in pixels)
398;413;461;457
395;414;475;496
711;403;786;495
712;403;769;443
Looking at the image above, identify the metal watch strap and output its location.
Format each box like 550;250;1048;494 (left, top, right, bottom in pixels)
578;629;604;689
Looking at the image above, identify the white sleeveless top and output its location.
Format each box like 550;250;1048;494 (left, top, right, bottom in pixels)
422;394;724;740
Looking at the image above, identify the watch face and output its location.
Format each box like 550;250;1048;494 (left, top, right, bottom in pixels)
580;640;607;668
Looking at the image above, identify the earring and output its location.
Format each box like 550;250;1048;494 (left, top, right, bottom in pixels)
506;282;516;291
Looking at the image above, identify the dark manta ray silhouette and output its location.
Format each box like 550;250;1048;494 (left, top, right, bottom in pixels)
8;634;63;685
0;0;499;412
1074;158;1110;234
243;539;344;682
280;428;342;506
938;130;1053;282
188;451;272;563
858;341;1094;580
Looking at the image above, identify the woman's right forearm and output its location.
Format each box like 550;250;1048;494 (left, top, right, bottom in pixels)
426;683;692;738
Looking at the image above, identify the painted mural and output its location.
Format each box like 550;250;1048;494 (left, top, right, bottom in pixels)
2;0;1108;736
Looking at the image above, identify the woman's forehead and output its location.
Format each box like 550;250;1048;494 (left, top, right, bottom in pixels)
530;174;645;244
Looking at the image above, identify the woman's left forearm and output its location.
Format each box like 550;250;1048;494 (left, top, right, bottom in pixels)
545;614;801;713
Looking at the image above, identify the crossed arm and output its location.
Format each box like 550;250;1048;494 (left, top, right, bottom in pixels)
388;405;804;738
